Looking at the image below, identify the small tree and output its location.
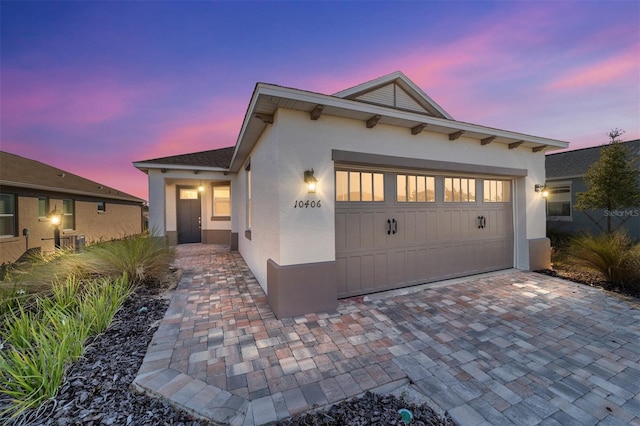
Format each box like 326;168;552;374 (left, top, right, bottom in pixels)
575;129;640;233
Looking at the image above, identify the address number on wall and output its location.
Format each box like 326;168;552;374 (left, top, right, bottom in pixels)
293;200;322;208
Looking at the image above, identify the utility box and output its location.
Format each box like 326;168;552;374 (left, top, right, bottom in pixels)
76;235;86;252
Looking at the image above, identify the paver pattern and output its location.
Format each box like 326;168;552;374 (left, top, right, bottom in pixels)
134;244;640;425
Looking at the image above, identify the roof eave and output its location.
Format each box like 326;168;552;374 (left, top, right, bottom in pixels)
229;84;570;172
0;180;144;203
133;163;229;173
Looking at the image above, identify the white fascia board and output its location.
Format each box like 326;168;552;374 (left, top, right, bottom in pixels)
132;162;229;173
228;83;265;170
333;71;405;97
332;71;453;120
256;84;570;148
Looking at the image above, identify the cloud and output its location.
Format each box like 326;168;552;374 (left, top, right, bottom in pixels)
546;47;639;91
1;68;158;129
140;98;245;161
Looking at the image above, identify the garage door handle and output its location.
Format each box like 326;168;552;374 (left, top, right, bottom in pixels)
387;219;392;235
477;216;486;229
392;218;397;234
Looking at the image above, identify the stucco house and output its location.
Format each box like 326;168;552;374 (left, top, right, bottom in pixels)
0;151;145;264
134;71;569;318
545;139;640;240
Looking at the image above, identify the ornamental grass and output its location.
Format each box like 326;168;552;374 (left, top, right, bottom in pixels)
564;230;640;294
0;276;132;419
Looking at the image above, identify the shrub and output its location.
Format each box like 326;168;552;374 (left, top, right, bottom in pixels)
0;275;132;419
565;231;640;293
75;235;174;286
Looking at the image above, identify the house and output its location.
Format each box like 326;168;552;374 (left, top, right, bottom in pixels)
0;151;145;264
134;71;569;318
545;139;640;240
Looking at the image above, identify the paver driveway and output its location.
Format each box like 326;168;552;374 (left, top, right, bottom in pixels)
134;245;640;425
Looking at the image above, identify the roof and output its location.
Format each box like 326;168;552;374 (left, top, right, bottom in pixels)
133;146;234;173
546;139;640;179
333;71;453;120
0;151;144;203
229;73;570;172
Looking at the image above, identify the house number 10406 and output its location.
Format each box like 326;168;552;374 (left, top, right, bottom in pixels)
294;200;321;208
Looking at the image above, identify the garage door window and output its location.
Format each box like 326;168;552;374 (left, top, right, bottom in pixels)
397;175;435;202
444;177;476;202
484;180;511;202
336;171;384;202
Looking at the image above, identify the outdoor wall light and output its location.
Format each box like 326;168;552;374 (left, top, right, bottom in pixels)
48;205;63;249
198;184;205;192
535;184;549;198
304;169;318;193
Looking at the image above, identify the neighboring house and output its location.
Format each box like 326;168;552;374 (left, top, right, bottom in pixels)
545;139;640;240
134;71;569;318
0;151;145;264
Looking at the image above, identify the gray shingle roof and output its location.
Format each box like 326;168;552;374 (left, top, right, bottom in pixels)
0;151;144;203
136;146;234;169
546;139;640;179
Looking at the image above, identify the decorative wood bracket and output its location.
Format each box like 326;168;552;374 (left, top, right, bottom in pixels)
532;145;547;153
411;123;427;135
481;136;496;145
310;105;324;120
366;115;381;129
449;130;465;141
508;140;524;149
255;113;274;124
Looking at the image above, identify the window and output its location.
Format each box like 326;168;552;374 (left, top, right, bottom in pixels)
444;177;476;202
179;189;199;200
62;199;75;230
246;166;252;229
0;193;16;237
38;197;49;218
546;184;572;219
336;171;384;202
484;180;511;202
212;185;230;218
97;201;106;213
397;174;435;202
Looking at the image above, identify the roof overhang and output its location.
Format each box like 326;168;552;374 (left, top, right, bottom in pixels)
133;163;229;175
1;180;144;203
229;83;570;172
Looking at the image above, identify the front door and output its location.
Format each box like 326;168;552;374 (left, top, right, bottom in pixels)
177;186;201;244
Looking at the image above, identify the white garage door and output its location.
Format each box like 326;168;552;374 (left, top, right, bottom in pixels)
335;169;513;298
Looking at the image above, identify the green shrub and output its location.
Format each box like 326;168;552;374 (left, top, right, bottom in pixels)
0;275;132;419
78;276;132;335
0;325;75;418
565;231;640;292
75;235;174;286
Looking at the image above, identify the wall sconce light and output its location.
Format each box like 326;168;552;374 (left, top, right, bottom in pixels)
198;181;205;192
304;169;318;193
48;205;63;249
535;184;549;198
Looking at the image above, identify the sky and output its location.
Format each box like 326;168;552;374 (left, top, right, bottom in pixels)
1;1;639;201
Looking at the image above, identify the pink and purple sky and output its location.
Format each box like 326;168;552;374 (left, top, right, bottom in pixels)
2;1;639;201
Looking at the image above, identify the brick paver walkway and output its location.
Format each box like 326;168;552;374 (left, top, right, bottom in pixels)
134;244;640;425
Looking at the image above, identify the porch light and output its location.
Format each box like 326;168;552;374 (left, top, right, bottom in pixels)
535;184;549;198
49;205;63;249
198;184;205;192
304;169;318;193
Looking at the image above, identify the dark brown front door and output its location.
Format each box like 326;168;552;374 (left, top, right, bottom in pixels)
176;186;201;244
